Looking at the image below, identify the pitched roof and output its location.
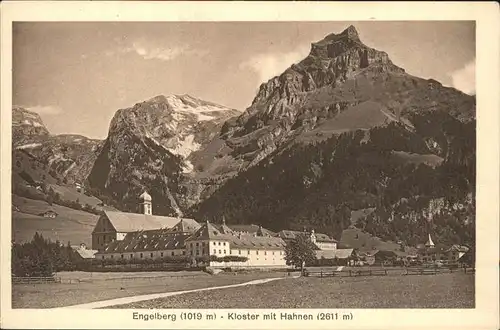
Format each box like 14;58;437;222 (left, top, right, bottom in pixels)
314;232;338;243
215;223;236;235
186;221;228;241
101;229;187;253
166;218;201;233
447;245;469;253
228;224;276;236
103;211;196;232
316;248;354;260
187;222;286;250
278;230;337;243
139;191;152;202
73;247;97;259
228;234;286;250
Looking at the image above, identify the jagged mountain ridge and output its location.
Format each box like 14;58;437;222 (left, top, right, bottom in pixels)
86;94;241;215
196;25;474;183
188;25;475;246
12;107;102;184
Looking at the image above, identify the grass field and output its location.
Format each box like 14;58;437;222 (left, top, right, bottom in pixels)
11;196;99;246
114;272;474;309
12;271;286;308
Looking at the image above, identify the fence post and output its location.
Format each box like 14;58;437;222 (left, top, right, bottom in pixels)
320;271;323;278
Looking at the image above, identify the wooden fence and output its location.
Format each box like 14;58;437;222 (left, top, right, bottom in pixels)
304;267;475;278
12;276;61;284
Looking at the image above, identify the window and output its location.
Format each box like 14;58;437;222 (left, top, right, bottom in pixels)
171;251;175;256
219;250;222;254
224;250;226;254
248;250;250;255
140;253;143;258
213;249;216;254
121;254;124;259
196;250;200;256
256;251;259;255
273;252;275;255
150;253;153;258
182;251;186;255
191;243;194;248
213;242;217;246
218;242;221;246
239;250;241;255
196;242;199;247
130;254;133;258
111;255;113;259
264;251;267;255
102;256;104;260
161;252;164;257
223;242;226;246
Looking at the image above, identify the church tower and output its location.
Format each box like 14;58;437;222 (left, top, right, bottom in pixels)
425;233;435;247
139;191;152;215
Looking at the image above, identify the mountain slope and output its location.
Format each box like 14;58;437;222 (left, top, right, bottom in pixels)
86;94;240;215
189;25;475;247
12;107;102;185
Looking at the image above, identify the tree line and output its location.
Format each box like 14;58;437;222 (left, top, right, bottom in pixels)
11;233;86;277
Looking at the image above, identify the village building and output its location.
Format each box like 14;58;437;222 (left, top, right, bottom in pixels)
277;229;338;251
315;248;354;266
417;234;469;264
39;210;58;218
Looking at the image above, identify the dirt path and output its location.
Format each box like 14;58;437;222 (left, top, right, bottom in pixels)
57;276;297;309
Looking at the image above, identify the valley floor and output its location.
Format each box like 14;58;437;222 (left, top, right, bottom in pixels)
113;272;474;309
11;271;287;309
12;270;474;309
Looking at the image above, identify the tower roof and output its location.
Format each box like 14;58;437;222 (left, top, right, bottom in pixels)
140;191;152;202
425;234;435;247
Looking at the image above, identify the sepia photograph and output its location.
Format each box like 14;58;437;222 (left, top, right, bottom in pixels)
1;2;499;330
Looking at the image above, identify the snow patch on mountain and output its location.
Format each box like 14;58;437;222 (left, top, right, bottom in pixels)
167;134;201;158
16;143;42;150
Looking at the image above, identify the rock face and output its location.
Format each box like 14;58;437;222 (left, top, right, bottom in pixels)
12;107;102;184
189;25;476;247
86;94;240;215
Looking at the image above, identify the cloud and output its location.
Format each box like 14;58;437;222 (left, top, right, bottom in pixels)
108;39;201;62
240;45;311;85
450;60;475;95
26;105;63;115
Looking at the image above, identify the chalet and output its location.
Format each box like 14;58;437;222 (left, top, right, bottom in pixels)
91;191;199;251
39;210;58;218
445;244;469;263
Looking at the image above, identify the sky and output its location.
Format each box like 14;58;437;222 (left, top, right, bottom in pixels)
13;21;475;139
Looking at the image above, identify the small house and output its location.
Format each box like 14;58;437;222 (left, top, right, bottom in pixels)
39;210;58;218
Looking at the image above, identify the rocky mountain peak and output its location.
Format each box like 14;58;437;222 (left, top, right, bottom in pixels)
321;24;361;44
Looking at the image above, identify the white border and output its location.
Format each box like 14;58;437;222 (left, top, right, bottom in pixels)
1;2;499;329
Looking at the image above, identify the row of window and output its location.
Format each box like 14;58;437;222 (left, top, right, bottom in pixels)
188;241;227;249
103;250;187;260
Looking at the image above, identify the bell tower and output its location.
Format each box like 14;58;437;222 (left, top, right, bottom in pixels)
139;191;152;215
